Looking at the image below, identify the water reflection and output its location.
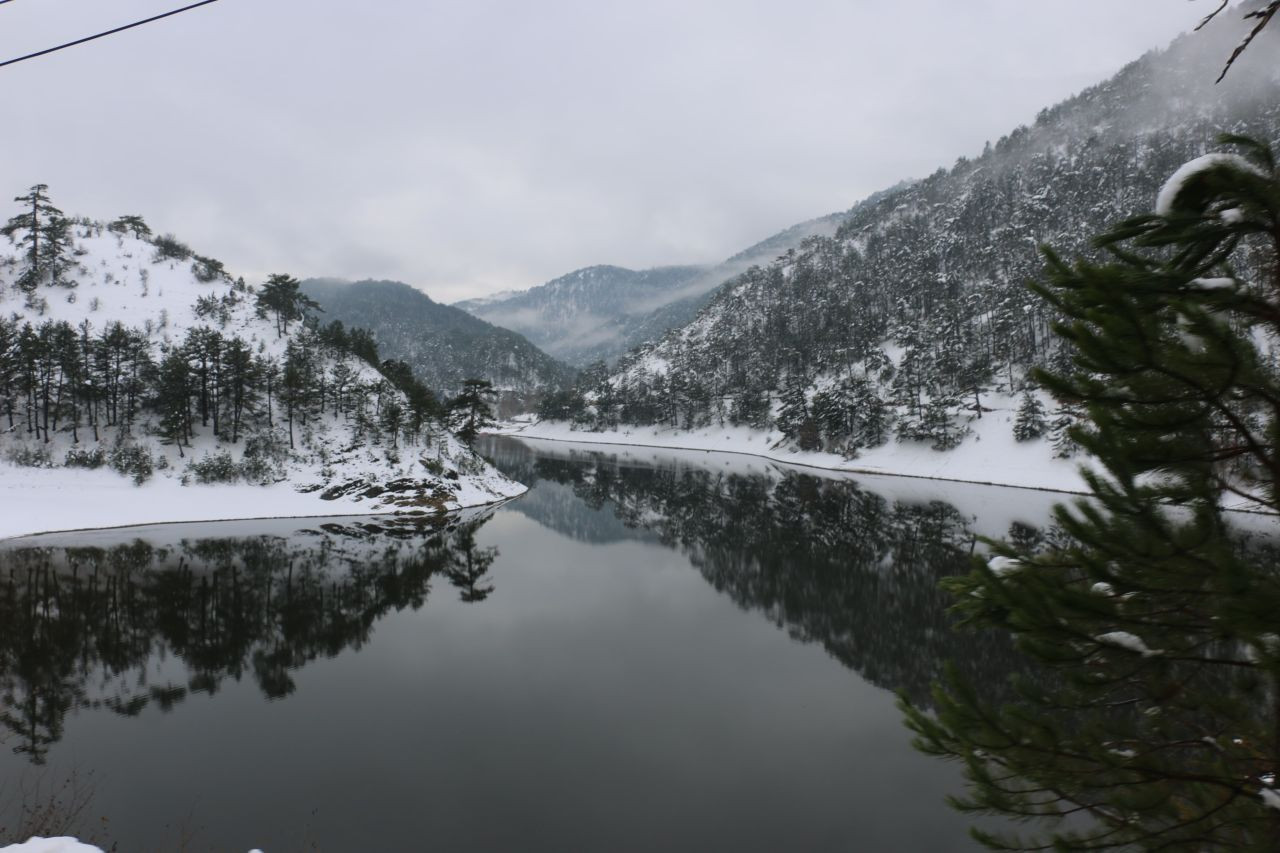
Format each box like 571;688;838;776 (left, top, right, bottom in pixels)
0;439;1051;769
0;437;1069;851
0;513;499;764
479;436;1029;705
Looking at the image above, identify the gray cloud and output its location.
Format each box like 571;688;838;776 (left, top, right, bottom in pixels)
0;0;1205;302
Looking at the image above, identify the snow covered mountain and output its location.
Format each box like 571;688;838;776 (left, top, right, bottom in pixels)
0;200;524;537
454;209;852;367
540;13;1280;467
300;277;573;405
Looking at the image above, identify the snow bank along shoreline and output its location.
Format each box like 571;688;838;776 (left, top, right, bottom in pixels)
0;465;524;541
490;406;1094;496
491;417;1276;521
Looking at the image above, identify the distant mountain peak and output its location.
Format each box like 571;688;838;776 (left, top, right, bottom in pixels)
300;277;572;403
453;212;863;366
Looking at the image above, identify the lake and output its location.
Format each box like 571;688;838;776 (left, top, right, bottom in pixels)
0;435;1061;851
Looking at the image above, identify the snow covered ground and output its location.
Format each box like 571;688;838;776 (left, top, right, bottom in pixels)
0;840;107;853
1;841;261;853
491;431;1075;542
0;459;523;540
493;401;1094;495
0;210;528;540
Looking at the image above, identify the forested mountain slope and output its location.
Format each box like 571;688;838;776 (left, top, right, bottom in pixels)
0;192;522;533
301;278;573;401
455;209;852;367
546;16;1280;460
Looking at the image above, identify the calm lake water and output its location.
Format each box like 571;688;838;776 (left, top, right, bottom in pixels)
0;436;1059;851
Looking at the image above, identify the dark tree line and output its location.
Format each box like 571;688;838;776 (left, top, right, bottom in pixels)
0;309;454;469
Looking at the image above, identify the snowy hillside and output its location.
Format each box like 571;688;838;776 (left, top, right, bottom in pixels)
0;200;524;538
455;208;853;367
300;277;573;402
538;15;1280;487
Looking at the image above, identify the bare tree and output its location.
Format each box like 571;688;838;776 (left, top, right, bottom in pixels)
1197;0;1279;81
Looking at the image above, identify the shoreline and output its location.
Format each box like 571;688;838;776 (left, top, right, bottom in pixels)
496;429;1093;498
0;497;519;544
0;462;526;542
489;422;1277;519
486;414;1096;496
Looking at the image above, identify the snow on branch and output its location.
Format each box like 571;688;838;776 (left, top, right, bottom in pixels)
1154;153;1265;216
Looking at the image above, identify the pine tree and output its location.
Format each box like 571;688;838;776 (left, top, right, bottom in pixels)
380;398;404;448
107;214;151;240
730;383;771;429
37;212;73;287
902;136;1280;849
255;273;319;337
1047;400;1080;458
221;337;257;443
0;317;18;430
155;348;193;457
448;378;496;447
1011;390;1046;441
1;184;70;292
854;382;891;449
776;375;820;449
922;394;966;451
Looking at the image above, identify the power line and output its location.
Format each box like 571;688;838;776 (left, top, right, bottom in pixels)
0;0;221;69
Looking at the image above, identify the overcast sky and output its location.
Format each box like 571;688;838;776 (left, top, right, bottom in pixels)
0;0;1214;302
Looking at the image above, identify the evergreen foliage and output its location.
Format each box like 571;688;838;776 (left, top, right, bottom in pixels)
151;233;193;262
300;278;573;400
256;273;320;337
1012;391;1047;442
107;214;151;240
1;184;71;292
536;388;588;422
191;254;227;283
1048;401;1081;458
0;311;438;462
0;266;453;481
901;136;1280;850
448;378;496;447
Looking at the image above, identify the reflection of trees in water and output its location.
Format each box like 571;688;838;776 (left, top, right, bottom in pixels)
0;514;498;764
482;437;1028;705
479;438;655;545
442;526;497;603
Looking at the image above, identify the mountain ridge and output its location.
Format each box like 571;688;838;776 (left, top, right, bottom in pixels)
537;12;1280;470
300;277;574;407
455;207;856;367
